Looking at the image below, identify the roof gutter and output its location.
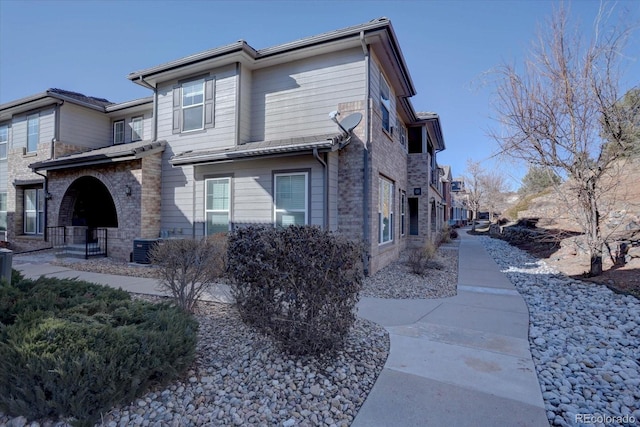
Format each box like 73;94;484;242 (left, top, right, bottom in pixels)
133;76;158;142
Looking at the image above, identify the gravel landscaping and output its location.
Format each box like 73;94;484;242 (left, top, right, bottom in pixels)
361;243;459;299
3;242;460;427
481;236;640;427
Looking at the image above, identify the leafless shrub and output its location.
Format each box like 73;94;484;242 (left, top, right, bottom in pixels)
149;234;227;313
407;241;438;276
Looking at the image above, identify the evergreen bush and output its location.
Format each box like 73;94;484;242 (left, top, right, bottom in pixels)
227;225;363;356
0;277;198;427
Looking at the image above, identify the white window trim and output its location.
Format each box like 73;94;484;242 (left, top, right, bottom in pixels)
0;192;7;233
131;116;143;142
27;114;39;153
113;120;125;144
205;177;231;234
400;190;406;237
24;188;44;235
274;172;309;227
182;79;205;132
378;176;394;244
0;124;7;159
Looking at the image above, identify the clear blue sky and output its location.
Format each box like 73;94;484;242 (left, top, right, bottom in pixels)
1;0;639;189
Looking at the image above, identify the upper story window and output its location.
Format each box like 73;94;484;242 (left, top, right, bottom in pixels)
173;77;215;134
274;172;308;227
396;119;407;147
380;74;391;134
131;116;143;141
113;120;125;144
27;114;39;153
182;79;205;132
0;125;7;159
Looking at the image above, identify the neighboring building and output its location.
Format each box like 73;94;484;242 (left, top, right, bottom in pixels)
440;165;452;225
450;176;470;226
0;17;446;275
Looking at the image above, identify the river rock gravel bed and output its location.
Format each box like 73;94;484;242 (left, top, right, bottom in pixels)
481;236;640;427
1;300;389;427
360;243;459;299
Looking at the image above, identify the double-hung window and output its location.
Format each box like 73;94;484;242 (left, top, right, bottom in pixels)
27;114;39;153
113;120;125;144
379;176;394;244
205;177;231;234
0;192;7;234
380;74;391;134
0;125;7;159
182;79;205;132
274;172;308;227
131;116;143;141
24;188;44;235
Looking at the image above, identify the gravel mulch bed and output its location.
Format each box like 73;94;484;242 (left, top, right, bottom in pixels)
361;243;459;299
4;240;459;426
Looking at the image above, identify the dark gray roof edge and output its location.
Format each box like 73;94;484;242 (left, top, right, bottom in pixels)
29;140;166;171
105;97;154;112
256;17;390;58
127;18;395;82
127;41;254;81
1;89;113;114
171;137;339;166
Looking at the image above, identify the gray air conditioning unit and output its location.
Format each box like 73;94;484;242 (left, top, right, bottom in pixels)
132;238;160;264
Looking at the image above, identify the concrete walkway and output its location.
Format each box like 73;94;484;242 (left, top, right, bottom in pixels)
11;230;549;426
352;230;549;426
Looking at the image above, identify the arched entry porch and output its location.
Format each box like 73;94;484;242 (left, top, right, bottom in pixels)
49;176;118;258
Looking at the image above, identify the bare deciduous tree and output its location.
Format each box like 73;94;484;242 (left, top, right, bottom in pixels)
481;170;509;222
490;4;639;276
464;160;485;231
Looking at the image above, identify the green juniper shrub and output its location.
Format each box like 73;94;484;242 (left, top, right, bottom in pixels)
227;225;363;356
0;277;198;427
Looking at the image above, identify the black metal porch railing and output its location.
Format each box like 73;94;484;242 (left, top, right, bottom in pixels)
46;226;108;259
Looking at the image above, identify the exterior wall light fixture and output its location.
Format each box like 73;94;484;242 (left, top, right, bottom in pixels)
125;185;132;196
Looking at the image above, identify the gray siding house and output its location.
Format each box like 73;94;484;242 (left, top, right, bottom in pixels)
0;17;446;275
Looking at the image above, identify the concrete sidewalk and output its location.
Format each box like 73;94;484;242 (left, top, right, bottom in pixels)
12;231;548;426
12;255;233;303
353;230;549;427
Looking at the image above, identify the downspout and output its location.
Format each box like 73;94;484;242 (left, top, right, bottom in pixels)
34;169;48;242
313;147;328;229
137;76;157;141
360;31;371;275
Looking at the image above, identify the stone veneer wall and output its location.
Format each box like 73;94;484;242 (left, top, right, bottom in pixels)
7;141;53;252
47;156;162;261
368;103;409;275
407;153;434;248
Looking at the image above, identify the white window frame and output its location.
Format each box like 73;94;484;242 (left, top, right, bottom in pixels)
205;177;231;234
0;192;7;233
113;120;125;144
182;79;205;132
400;190;406;237
131;116;143;141
379;176;394;244
27;114;39;153
380;74;391;134
274;172;308;228
24;188;44;235
0;124;7;159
